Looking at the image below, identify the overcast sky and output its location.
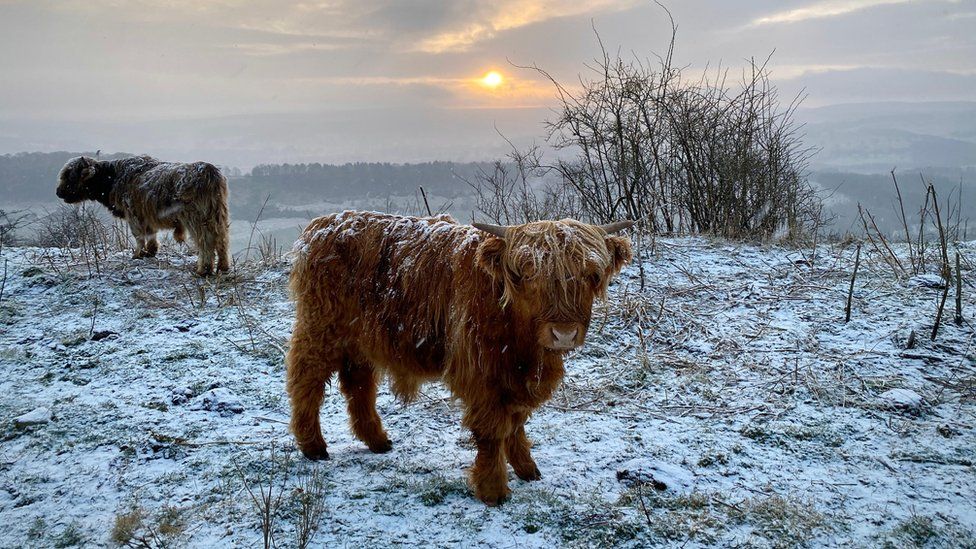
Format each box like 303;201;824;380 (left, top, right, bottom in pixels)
1;0;974;165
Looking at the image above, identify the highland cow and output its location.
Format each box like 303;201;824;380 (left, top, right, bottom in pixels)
56;155;231;275
286;211;633;505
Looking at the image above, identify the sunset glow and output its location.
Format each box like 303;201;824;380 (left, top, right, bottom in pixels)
481;70;504;88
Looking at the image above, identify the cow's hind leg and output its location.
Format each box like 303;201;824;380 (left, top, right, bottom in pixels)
130;223;155;258
173;222;186;244
338;361;392;453
143;232;159;257
286;324;341;461
191;223;217;276
506;412;541;481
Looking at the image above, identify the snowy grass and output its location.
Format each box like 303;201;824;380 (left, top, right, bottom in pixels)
0;237;974;547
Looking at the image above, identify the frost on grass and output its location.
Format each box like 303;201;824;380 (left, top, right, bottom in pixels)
0;239;974;547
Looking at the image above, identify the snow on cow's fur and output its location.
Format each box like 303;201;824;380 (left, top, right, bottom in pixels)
56;155;231;276
286;210;633;505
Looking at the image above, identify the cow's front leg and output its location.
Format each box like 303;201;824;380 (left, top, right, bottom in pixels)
471;434;509;506
466;405;513;505
506;412;541;481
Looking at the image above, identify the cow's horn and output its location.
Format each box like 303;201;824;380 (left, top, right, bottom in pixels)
598;220;635;234
472;222;509;238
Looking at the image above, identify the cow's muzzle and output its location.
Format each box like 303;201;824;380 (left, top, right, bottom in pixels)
543;322;585;351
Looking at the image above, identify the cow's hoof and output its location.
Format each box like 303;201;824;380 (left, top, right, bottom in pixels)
479;492;510;507
299;445;330;461
367;439;393;454
476;485;511;507
515;465;542;481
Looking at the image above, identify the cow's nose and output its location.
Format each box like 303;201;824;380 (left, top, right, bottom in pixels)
551;327;578;347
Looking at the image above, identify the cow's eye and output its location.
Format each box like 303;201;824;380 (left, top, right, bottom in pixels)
587;273;603;288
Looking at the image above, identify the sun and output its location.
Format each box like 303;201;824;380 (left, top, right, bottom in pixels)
481;70;504;88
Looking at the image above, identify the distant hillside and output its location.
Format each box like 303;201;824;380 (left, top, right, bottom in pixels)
812;167;976;237
798;101;976;172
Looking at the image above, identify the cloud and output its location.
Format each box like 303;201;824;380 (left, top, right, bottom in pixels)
413;0;640;53
749;0;912;26
770;63;871;80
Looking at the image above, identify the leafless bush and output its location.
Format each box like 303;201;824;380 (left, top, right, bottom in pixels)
858;173;968;339
292;466;327;549
858;174;964;279
476;6;820;240
235;444;291;549
0;209;30;252
31;204;131;276
466;143;581;224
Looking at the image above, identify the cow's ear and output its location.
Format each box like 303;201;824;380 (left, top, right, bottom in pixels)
605;235;633;274
476;236;506;278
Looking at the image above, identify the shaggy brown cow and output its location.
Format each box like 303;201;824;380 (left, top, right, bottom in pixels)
286;211;633;505
56;155;231;275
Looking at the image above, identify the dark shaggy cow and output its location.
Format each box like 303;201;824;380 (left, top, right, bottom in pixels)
286;211;633;505
56;155;231;275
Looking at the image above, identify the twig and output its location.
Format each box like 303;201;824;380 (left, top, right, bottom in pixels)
244;194;271;264
955;252;963;326
891;169;915;273
89;296;98;338
845;243;861;323
419;186;433;217
0;258;7;303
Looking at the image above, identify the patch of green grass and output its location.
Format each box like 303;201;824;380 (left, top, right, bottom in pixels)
622;487;827;547
879;513;976;548
739;420;843;449
52;521;86;548
0;303;20;325
623;488;722;544
697;452;729;468
729;493;826;547
26;517;46;540
143;399;169;412
514;487;639;545
416;475;467;507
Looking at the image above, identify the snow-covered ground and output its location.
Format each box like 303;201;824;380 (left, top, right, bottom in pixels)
0;238;974;547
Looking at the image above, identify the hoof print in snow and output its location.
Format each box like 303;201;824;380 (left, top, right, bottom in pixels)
191;388;244;416
14;407;52;428
879;388;924;413
616;459;694;494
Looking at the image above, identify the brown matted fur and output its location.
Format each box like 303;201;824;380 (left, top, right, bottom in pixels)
286;210;632;505
56;155;231;275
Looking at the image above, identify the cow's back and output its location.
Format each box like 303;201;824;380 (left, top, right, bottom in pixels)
290;211;485;393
